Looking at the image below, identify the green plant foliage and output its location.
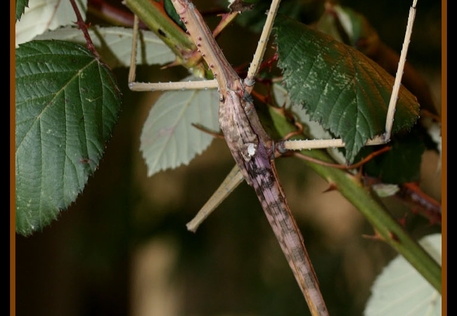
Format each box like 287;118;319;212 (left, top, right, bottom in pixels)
15;40;122;236
163;0;185;30
234;0;321;33
274;15;420;163
357;129;426;184
16;0;28;21
314;3;372;47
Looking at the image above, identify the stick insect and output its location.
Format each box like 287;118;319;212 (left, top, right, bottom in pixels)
126;0;424;314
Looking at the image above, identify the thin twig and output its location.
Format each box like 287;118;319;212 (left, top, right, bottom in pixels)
292;146;391;170
69;0;100;59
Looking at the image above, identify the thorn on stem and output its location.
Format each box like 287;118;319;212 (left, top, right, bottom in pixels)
362;231;384;241
322;182;337;193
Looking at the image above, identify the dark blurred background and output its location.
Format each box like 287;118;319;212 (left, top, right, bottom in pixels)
16;0;442;315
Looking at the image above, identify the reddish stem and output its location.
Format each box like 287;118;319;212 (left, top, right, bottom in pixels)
398;182;442;225
69;0;100;59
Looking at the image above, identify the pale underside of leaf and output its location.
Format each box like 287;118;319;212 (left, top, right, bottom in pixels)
16;0;88;46
35;26;176;68
364;234;441;316
140;77;220;176
15;40;122;236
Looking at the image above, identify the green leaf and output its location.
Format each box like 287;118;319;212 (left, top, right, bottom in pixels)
314;4;374;47
16;0;28;21
358;129;426;184
272;83;347;164
16;40;122;236
364;233;441;316
15;0;87;46
235;0;318;33
140;77;219;176
274;16;420;163
163;0;185;30
35;26;176;68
